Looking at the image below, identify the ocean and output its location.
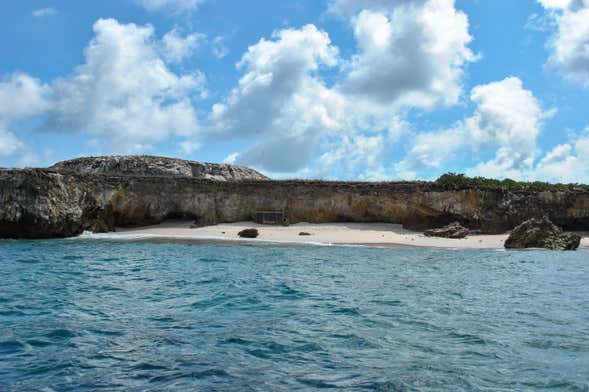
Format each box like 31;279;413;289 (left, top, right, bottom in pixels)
1;240;588;391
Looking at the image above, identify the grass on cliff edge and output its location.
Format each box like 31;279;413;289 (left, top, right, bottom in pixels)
436;173;589;192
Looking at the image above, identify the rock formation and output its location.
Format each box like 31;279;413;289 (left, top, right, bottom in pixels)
50;156;268;181
424;222;470;239
504;217;581;250
1;156;589;239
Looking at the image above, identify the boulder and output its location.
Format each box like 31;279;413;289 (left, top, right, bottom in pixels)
238;228;259;238
424;222;470;239
504;217;580;250
299;232;312;236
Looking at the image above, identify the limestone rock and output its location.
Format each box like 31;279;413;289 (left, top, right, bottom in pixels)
504;217;581;250
238;228;259;238
424;222;470;239
50;156;268;181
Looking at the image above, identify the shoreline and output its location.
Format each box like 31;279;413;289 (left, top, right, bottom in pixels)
79;221;589;250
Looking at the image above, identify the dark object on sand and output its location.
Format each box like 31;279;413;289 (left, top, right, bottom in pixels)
299;232;312;236
504;217;580;250
424;222;470;239
238;228;259;238
255;210;289;226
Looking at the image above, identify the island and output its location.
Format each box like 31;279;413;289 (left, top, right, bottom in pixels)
1;156;588;249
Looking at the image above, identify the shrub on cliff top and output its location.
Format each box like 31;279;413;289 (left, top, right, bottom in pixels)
436;173;589;192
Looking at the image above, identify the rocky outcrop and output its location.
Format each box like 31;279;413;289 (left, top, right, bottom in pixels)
1;156;589;239
504;217;581;250
424;222;470;239
50;156;268;181
238;229;259;238
0;169;86;238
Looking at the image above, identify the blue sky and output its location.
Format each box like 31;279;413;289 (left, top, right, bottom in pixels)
1;0;588;182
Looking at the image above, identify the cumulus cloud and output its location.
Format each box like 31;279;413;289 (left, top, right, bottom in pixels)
538;0;589;85
208;24;345;172
536;129;589;182
160;29;205;64
395;77;553;179
46;19;205;152
206;0;476;175
135;0;202;13
338;0;477;109
0;73;50;156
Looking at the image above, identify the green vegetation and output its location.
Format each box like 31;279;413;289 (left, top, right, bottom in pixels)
435;173;589;192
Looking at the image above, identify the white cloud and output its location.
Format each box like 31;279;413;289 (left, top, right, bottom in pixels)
211;36;229;59
47;18;205;152
0;127;24;157
32;7;58;17
179;140;201;154
160;29;205;64
135;0;202;13
208;24;345;172
0;73;50;121
207;0;476;175
538;0;589;85
0;73;50;157
319;133;386;178
339;0;477;109
395;77;553;179
328;0;427;16
467;77;549;153
535;129;589;182
538;0;574;9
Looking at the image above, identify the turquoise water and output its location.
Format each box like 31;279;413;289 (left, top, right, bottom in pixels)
0;240;588;391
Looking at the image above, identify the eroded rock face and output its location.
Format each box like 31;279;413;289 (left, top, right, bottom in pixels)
424;222;470;239
50;156;268;181
0;170;85;238
504;217;581;250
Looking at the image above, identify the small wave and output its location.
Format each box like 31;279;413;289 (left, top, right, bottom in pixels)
26;339;52;348
447;331;487;345
45;329;77;339
0;340;27;354
331;306;362;316
149;368;230;384
130;362;170;371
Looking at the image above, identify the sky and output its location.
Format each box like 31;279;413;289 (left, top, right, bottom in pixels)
1;0;589;182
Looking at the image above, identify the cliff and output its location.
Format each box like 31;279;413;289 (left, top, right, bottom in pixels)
1;156;589;239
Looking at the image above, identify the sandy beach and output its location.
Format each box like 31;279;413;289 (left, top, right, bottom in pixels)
92;221;589;249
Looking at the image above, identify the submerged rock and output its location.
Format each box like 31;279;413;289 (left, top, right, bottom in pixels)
238;228;259;238
424;222;470;239
504;217;581;250
299;232;312;236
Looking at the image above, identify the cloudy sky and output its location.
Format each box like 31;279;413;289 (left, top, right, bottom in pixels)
1;0;589;182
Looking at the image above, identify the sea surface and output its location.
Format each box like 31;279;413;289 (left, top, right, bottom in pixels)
0;240;588;391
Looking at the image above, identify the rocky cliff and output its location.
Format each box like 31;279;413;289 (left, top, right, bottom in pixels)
1;156;589;239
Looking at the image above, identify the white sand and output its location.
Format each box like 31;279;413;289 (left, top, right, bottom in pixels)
100;220;532;249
